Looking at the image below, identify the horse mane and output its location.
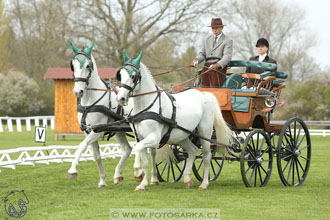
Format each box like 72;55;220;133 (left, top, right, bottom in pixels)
140;62;155;85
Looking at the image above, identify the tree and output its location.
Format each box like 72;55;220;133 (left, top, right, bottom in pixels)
70;0;217;66
220;0;316;81
0;70;45;116
0;0;12;73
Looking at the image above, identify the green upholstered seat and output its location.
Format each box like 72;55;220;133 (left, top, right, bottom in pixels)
231;96;251;112
272;79;284;85
229;60;277;71
221;73;242;89
275;71;288;79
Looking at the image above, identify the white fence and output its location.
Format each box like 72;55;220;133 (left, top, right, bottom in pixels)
0;143;136;173
0;116;54;132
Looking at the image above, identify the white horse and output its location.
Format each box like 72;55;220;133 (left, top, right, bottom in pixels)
67;41;133;187
116;50;232;190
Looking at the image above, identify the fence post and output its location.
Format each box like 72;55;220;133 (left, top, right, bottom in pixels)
7;118;13;132
26;118;31;131
16;119;22;132
43;118;47;127
0;118;3;132
34;118;39;127
50;117;55;130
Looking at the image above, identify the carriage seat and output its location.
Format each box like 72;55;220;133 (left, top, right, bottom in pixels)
272;72;288;85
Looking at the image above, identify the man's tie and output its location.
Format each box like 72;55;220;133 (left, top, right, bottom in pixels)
213;36;218;48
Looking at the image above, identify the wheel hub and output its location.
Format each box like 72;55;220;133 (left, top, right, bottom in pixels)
256;157;263;165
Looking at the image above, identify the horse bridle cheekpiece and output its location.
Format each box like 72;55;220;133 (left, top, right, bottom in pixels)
116;50;143;93
70;40;94;85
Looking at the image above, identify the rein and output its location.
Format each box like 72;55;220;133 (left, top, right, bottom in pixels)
86;64;218;97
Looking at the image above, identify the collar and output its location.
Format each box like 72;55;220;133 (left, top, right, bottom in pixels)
214;33;223;40
259;53;267;62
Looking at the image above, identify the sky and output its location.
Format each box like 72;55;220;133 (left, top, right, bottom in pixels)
292;0;330;68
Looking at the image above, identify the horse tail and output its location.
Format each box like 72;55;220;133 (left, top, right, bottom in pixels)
205;93;233;156
155;145;177;164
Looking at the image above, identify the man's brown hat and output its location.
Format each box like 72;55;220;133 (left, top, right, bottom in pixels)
208;18;226;27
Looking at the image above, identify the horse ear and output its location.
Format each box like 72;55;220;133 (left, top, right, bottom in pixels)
85;40;94;56
70;41;79;54
133;50;143;67
123;49;130;63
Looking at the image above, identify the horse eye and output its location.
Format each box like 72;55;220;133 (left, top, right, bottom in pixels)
86;64;90;69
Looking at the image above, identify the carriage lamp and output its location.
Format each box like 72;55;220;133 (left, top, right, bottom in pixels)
265;95;277;108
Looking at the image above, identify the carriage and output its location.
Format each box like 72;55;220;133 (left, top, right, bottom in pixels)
155;60;311;187
69;41;311;189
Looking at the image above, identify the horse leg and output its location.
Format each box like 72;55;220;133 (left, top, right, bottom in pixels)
113;132;132;184
67;131;103;178
179;139;197;189
91;142;107;187
135;148;149;191
133;135;160;190
198;139;211;190
150;148;159;185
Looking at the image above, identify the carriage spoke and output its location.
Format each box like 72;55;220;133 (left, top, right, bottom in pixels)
284;135;294;151
246;147;257;160
296;158;306;173
245;163;253;174
214;159;221;167
295;159;301;182
259;164;268;175
197;158;204;171
298;155;309;161
257;165;263;185
292;158;295;185
254;164;257;187
293;121;297;147
248;164;256;186
166;163;170;182
251;139;256;152
256;132;259;152
259;138;265;154
282;158;292;173
157;160;164;166
259;145;270;157
175;163;182;173
170;161;176;180
297;133;306;149
295;127;301;147
210;161;216;176
286;159;294;183
160;162;167;176
298;145;308;152
281;153;293;161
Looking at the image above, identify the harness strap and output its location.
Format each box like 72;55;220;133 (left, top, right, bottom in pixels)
78;80;123;133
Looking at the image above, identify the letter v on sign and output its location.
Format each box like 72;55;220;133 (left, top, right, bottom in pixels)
35;126;46;143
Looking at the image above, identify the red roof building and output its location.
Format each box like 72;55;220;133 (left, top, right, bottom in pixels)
44;67;118;140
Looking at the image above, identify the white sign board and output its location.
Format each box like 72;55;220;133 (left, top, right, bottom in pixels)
35;126;46;143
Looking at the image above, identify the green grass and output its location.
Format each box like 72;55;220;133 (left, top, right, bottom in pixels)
0;130;330;219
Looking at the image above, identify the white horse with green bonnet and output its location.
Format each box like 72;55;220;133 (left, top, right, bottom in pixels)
68;41;133;187
116;50;232;190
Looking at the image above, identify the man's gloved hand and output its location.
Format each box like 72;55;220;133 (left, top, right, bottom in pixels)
191;58;199;67
209;63;221;69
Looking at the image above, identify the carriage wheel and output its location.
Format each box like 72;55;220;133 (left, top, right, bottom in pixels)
276;118;311;186
156;145;186;182
192;146;224;182
240;130;273;187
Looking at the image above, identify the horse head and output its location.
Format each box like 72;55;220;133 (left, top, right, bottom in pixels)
70;40;95;98
116;50;143;106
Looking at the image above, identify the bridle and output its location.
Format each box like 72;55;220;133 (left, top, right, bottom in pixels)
70;51;94;85
116;60;142;95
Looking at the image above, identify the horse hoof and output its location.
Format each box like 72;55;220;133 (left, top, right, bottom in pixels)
135;172;144;182
114;177;124;185
98;184;106;188
134;187;145;191
184;179;194;189
198;186;208;190
150;181;159;185
67;173;78;179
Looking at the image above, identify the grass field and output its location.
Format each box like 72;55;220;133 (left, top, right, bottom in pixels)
0;128;330;220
